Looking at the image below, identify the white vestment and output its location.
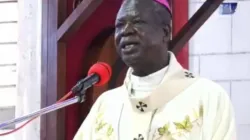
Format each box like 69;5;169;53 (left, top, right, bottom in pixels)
73;52;237;140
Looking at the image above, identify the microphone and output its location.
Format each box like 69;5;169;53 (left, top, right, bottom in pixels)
0;62;112;130
71;62;112;98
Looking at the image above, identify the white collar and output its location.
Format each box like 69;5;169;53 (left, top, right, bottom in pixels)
123;51;199;113
130;65;168;92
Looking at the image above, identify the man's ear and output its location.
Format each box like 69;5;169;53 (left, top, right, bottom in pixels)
163;24;171;41
163;25;172;44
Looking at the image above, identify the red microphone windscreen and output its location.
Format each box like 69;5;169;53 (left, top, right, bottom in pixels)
87;62;112;86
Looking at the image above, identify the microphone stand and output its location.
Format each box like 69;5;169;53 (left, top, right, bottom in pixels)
0;73;99;130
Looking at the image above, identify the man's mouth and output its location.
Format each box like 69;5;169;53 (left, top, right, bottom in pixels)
120;41;139;49
121;43;139;55
123;44;134;50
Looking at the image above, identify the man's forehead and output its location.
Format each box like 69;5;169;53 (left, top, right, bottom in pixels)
116;0;153;20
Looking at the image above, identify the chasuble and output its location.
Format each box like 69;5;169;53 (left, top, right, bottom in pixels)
73;52;236;140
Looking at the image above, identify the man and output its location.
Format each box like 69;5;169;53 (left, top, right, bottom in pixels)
74;0;237;139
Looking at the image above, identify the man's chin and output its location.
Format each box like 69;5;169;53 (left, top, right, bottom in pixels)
123;59;141;68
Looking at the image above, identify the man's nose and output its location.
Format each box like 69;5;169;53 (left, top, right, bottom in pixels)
121;23;136;36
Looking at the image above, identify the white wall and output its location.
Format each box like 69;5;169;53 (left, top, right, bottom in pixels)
0;1;18;140
16;0;42;139
189;0;250;139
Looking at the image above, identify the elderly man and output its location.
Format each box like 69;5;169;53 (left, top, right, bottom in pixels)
74;0;237;139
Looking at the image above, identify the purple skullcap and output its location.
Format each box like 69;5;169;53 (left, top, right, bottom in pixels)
154;0;171;13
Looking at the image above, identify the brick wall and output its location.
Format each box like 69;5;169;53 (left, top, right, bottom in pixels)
189;0;250;139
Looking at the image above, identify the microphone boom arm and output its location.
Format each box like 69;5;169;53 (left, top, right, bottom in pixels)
0;74;100;130
0;96;81;129
0;63;109;131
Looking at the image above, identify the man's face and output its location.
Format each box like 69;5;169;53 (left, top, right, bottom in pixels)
115;0;170;70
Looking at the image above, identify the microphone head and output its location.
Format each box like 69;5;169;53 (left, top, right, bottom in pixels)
87;62;112;86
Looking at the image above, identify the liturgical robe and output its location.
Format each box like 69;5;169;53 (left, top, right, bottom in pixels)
73;52;237;140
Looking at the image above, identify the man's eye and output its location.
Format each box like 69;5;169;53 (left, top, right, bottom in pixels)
134;20;144;24
115;23;123;28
